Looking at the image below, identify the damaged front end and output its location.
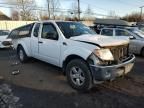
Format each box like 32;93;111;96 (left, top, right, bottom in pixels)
87;44;135;83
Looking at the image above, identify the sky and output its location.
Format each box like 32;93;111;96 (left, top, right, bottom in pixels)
0;0;144;17
35;0;144;17
0;0;10;16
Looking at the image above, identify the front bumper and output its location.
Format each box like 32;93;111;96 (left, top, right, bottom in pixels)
90;55;135;82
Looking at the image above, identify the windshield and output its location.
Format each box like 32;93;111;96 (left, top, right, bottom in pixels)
56;22;96;38
127;28;144;38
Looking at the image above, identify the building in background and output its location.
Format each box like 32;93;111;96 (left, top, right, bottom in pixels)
0;11;11;20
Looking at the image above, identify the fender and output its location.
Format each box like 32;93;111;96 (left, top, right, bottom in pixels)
60;47;93;67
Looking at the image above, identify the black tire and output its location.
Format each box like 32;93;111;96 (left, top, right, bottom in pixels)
141;47;144;57
66;59;92;92
17;46;28;63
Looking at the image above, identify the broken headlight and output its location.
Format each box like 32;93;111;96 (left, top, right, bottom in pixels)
93;49;114;61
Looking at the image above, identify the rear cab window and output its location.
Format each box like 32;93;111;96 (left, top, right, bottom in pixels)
8;23;34;39
18;23;34;37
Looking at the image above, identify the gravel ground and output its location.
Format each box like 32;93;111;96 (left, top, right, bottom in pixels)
0;48;144;108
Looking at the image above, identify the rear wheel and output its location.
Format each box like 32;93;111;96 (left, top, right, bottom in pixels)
17;46;28;63
66;59;92;92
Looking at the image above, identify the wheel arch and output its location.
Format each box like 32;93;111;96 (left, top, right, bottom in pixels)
62;54;88;74
62;47;93;74
62;54;93;75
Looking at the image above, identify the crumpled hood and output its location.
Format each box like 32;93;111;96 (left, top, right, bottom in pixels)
70;34;129;47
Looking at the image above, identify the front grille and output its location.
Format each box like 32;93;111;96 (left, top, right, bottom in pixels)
110;44;128;63
101;44;129;65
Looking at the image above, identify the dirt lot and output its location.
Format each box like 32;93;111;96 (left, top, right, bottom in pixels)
0;48;144;108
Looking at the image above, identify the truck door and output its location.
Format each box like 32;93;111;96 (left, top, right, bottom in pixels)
31;23;41;57
38;22;60;66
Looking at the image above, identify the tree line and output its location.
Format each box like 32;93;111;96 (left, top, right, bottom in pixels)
8;0;95;21
6;0;144;22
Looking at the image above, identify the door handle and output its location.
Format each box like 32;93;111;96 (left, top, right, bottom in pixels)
63;42;67;46
38;41;43;44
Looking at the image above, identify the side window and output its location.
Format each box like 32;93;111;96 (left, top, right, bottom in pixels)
8;29;19;39
116;29;131;36
101;29;113;36
33;23;40;37
41;23;58;40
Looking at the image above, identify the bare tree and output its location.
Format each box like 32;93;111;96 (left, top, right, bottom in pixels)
16;0;36;20
69;2;78;20
51;0;60;19
41;15;49;20
107;10;119;19
46;0;60;19
58;12;65;20
121;12;143;22
46;0;51;19
11;9;19;20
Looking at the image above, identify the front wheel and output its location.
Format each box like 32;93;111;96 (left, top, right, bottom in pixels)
66;59;92;92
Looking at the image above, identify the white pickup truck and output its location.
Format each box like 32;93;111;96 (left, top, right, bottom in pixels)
9;21;135;91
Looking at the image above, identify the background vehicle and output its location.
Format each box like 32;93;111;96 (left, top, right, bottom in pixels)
100;27;144;56
93;18;130;34
0;30;11;48
9;21;135;91
136;22;144;32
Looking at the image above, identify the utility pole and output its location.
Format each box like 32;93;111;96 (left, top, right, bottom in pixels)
77;0;80;21
140;6;144;21
47;0;51;19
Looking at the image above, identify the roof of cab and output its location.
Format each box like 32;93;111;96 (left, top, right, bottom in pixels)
94;18;130;26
